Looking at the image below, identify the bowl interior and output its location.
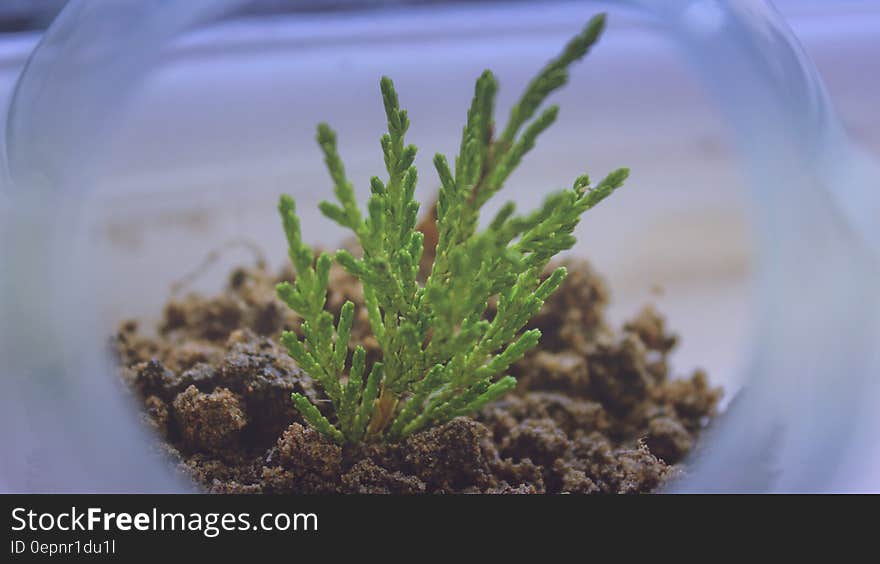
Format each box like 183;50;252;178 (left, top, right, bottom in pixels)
81;4;752;399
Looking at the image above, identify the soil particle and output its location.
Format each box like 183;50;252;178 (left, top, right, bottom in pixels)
515;351;590;395
529;259;610;353
172;386;247;453
259;466;299;494
399;417;500;492
130;359;175;398
501;418;571;469
162;295;243;341
588;334;651;412
492;456;546;493
662;370;720;426
479;392;609;440
485;482;543;494
276;423;343;482
624;305;678;354
178;363;218;394
565;434;669;494
142;395;170;437
214;330;319;443
644;416;694;464
116;257;720;494
130;359;216;402
558;466;601;494
341;460;427;494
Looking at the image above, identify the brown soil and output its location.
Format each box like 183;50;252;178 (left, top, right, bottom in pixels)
115;259;720;494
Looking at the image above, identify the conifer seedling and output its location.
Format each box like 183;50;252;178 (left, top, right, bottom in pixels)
276;13;628;445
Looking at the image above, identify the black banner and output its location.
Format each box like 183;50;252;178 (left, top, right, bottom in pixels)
1;494;869;559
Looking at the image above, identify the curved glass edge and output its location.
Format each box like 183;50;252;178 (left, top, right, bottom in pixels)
0;0;250;493
617;0;880;492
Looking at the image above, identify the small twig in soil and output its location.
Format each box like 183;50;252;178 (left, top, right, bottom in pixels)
170;238;267;295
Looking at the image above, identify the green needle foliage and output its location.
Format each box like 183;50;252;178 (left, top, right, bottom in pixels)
277;13;628;445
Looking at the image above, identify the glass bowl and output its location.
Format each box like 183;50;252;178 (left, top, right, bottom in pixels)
1;0;878;492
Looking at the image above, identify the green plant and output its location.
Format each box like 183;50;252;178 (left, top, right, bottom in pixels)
277;13;628;445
